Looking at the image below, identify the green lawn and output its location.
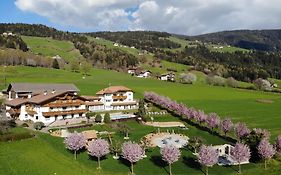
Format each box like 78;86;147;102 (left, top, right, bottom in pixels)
21;36;83;61
1;66;281;174
1;66;280;138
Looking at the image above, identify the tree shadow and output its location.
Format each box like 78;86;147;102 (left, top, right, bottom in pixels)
150;155;169;174
182;156;202;172
118;157;131;168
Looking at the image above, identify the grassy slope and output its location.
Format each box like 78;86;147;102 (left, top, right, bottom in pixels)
1;66;281;175
21;36;83;61
167;36;249;53
1;66;281;137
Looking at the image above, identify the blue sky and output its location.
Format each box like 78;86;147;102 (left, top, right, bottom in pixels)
1;0;281;35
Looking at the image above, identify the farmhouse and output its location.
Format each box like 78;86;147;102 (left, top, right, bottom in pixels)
94;86;137;111
136;70;151;78
127;67;137;75
159;73;175;82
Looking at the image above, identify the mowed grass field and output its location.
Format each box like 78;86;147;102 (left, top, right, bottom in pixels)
21;36;83;61
1;66;281;175
1;66;281;138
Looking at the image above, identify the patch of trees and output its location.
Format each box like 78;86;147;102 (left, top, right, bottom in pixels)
187;29;281;51
0;49;53;68
74;41;138;70
0;23;88;43
155;45;281;81
87;31;181;52
0;35;28;51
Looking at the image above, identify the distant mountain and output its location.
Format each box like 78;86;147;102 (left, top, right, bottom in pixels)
185;29;281;51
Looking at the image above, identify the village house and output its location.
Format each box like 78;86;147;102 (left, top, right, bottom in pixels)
127;67;137;75
5;83;86;125
94;86;137;111
136;70;151;78
158;73;175;82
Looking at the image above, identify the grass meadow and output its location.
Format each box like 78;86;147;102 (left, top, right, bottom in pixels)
1;66;281;175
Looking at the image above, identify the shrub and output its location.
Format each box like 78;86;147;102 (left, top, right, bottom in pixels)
33;122;45;130
21;123;29;127
0;132;34;142
104;113;111;123
206;75;225;86
226;77;239;88
95;114;102;123
179;73;197;84
253;78;272;91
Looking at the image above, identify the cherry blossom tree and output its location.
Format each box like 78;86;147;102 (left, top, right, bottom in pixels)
275;135;281;154
88;138;110;169
197;145;218;175
253;128;271;140
206;113;220;132
235;122;250;142
221;118;233;136
122;141;144;175
258;139;275;169
160;145;181;175
194;110;207;124
231;143;251;174
64;132;86;159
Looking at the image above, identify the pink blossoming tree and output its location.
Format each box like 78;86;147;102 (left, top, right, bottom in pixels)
64;132;86;159
231;143;251;174
206;113;220;132
197;145;218;175
235;122;250;142
88;138;110;169
122;141;143;175
221;118;233;136
258;139;275;169
160;145;181;175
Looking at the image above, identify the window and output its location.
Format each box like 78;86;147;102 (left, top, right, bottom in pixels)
75;106;79;109
62;107;67;110
106;100;111;102
35;116;38;120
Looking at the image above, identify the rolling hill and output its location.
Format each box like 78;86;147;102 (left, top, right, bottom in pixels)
185;29;281;51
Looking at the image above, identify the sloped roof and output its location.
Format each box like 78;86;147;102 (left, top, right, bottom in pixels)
7;83;79;93
5;98;27;107
5;91;75;106
96;86;132;95
28;91;67;104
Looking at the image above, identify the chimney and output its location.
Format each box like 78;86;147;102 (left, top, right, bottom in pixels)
44;91;47;95
52;89;56;94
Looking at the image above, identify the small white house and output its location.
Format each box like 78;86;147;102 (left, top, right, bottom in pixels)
137;70;151;78
127;68;137;75
212;144;250;166
159;73;175;82
113;43;119;47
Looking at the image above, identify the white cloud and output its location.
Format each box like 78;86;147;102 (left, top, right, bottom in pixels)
15;0;281;35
